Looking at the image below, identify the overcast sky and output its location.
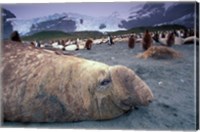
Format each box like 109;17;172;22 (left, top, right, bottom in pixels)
2;2;145;19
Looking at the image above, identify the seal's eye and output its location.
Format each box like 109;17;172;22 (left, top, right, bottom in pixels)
100;79;111;86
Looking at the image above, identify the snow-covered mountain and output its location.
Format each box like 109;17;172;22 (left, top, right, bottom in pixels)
121;2;195;29
1;2;196;37
6;12;125;36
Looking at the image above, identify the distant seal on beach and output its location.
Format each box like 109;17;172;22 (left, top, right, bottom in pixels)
136;46;181;59
2;41;154;122
64;44;79;51
184;36;199;44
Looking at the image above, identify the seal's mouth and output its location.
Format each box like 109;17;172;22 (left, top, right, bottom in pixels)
120;102;132;111
119;95;154;111
119;97;134;111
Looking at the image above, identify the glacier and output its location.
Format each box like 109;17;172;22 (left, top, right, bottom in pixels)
9;12;126;36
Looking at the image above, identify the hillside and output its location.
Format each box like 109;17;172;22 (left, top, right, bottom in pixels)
22;30;104;41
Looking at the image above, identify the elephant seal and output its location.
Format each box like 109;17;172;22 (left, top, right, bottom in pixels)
64;44;79;51
184;36;199;44
136;46;181;59
2;41;154;122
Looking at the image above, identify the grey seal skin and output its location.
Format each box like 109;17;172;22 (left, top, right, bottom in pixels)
2;41;154;122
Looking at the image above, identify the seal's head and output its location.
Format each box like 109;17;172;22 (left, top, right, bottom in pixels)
109;66;154;110
82;63;154;119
